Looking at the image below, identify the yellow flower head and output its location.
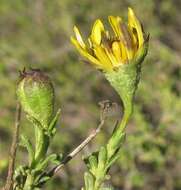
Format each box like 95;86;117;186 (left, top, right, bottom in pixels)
71;7;148;72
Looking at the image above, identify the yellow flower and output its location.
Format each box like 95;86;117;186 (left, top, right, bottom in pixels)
71;7;148;72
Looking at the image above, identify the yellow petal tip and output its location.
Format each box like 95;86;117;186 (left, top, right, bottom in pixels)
73;25;86;48
128;7;134;15
73;26;79;35
91;19;104;45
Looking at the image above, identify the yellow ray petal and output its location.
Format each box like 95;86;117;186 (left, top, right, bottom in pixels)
105;48;120;68
71;36;101;67
126;48;134;60
119;42;128;63
108;16;123;38
127;26;138;51
90;19;105;45
112;41;122;64
128;7;144;48
120;23;134;59
93;46;113;71
88;37;92;48
73;26;86;48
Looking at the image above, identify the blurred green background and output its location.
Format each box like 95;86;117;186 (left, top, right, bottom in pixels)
0;0;181;189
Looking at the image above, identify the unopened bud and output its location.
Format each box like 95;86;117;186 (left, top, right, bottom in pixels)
16;69;54;128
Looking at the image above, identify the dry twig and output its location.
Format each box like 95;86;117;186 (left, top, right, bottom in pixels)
48;100;119;177
48;118;105;177
47;100;117;177
3;103;21;190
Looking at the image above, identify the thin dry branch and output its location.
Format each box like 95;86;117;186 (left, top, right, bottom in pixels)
47;100;120;178
50;118;105;176
4;103;21;190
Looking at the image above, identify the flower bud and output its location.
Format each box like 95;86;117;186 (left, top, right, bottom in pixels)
16;69;54;128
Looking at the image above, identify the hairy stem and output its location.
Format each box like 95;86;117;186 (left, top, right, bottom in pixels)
23;174;34;190
34;126;49;165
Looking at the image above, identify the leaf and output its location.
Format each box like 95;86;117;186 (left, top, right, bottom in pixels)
48;108;61;136
98;146;107;171
106;149;122;172
84;172;95;190
111;121;119;136
14;165;29;187
20;135;34;166
107;132;126;158
37;175;51;186
34;126;50;164
35;154;61;172
83;151;98;169
88;155;98;174
35;153;62;173
50;127;57;137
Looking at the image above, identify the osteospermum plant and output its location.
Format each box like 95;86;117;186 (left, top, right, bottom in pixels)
2;7;149;190
71;7;149;190
71;7;149;132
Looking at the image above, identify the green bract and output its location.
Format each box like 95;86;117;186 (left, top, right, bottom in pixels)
105;40;149;118
16;69;54;128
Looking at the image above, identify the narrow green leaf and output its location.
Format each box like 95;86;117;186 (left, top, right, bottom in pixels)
38;176;51;184
20;135;34;166
84;172;95;190
107;132;125;158
35;154;59;171
48;109;61;135
88;155;98;174
106;149;122;171
98;146;107;170
34;126;49;164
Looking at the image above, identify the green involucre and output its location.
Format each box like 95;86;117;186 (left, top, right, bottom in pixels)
105;40;149;116
16;69;54;128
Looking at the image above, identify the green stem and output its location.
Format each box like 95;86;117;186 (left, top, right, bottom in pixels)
94;180;102;190
106;102;132;159
34;126;49;165
94;173;107;190
23;173;35;190
89;105;133;190
117;102;133;133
